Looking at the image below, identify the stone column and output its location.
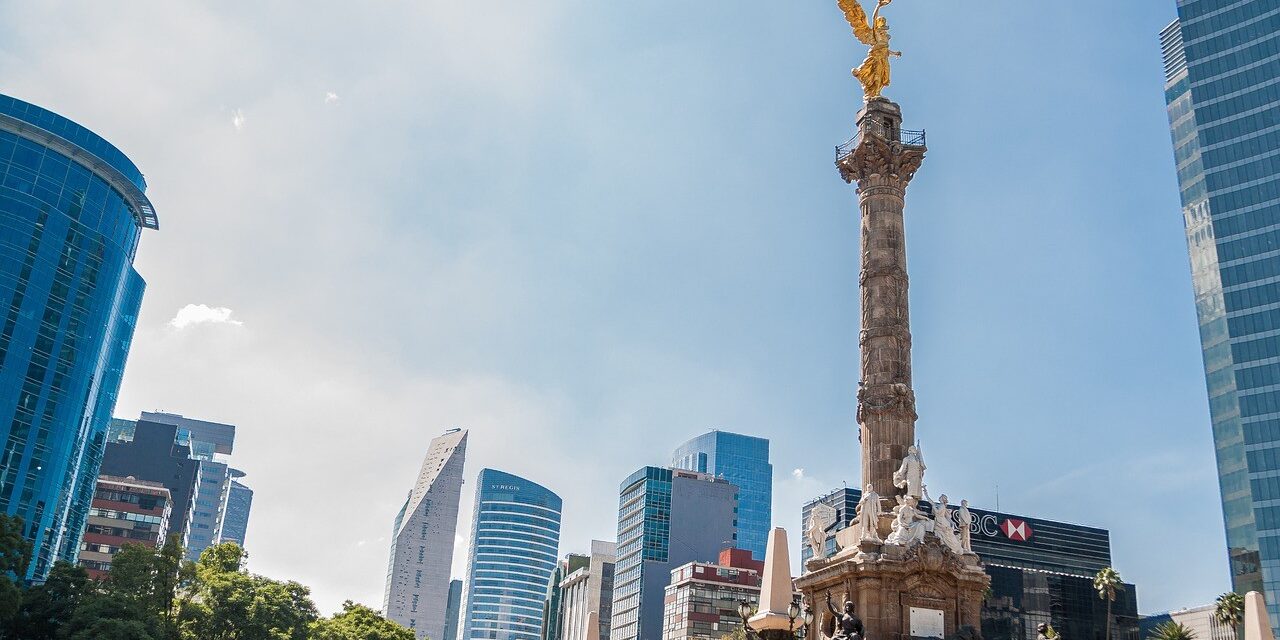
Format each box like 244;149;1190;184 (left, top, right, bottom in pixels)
837;97;926;500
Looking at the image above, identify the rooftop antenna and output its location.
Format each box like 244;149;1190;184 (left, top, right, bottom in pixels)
995;484;1000;514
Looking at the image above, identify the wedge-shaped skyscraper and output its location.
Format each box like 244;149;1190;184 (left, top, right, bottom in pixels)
384;429;468;639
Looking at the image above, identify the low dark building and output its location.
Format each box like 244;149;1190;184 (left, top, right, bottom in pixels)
98;420;200;548
802;488;1139;640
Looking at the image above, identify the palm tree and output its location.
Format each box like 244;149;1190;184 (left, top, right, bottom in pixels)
1150;621;1197;640
1215;591;1245;639
1094;567;1124;640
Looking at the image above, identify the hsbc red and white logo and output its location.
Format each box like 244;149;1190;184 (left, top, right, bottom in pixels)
1000;518;1033;542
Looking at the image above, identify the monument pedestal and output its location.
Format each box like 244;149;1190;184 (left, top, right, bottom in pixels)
797;539;988;640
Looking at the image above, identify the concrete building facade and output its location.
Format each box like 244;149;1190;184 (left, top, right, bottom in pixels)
384;429;468;640
661;549;763;640
545;554;591;640
558;540;618;640
78;475;171;579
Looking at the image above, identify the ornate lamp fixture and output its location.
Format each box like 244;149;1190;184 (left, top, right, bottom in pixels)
738;599;811;640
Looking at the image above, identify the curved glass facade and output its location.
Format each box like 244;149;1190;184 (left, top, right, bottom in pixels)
0;93;155;580
461;469;563;640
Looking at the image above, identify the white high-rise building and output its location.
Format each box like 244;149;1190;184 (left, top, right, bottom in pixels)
384;429;468;639
559;540;617;640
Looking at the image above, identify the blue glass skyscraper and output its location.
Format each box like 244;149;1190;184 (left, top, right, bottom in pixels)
0;94;157;580
460;469;563;640
671;430;771;559
1164;0;1280;626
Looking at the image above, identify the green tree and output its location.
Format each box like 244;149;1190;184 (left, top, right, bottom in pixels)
0;514;31;633
104;538;188;636
177;542;318;640
719;627;749;640
61;593;161;640
1150;621;1197;640
0;514;31;577
312;601;416;640
1215;592;1245;639
1094;567;1124;640
11;561;93;639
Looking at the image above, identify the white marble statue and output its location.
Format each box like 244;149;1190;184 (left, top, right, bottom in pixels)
884;495;928;546
893;445;926;499
808;503;837;559
855;484;883;543
924;488;964;555
957;499;974;553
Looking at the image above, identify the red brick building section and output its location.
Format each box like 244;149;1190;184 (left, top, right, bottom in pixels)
662;549;764;640
77;475;171;580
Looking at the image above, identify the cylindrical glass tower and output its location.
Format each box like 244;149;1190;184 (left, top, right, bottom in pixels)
461;469;563;640
0;93;157;580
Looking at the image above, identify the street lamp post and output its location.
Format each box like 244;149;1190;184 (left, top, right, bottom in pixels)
738;599;812;640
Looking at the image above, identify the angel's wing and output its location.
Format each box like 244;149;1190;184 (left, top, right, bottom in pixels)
837;0;876;46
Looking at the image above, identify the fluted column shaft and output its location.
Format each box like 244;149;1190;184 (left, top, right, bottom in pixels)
837;97;925;500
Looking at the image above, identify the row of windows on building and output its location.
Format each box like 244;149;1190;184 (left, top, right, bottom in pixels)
87;507;163;525
1181;2;1280;46
1188;29;1280;89
1202;103;1280;149
1216;202;1280;240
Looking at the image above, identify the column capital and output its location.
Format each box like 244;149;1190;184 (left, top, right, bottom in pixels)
837;135;926;187
836;97;927;187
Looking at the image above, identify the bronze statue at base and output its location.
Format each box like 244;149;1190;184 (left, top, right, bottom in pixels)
827;594;866;640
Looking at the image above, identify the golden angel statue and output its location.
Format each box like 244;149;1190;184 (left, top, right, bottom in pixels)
838;0;901;99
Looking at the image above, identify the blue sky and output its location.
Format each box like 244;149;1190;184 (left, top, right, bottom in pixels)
1;1;1212;615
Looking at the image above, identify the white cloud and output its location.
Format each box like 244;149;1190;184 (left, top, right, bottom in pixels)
231;108;245;131
792;468;805;480
324;91;339;104
168;304;243;330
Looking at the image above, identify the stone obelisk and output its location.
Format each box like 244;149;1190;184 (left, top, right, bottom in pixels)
844;98;926;500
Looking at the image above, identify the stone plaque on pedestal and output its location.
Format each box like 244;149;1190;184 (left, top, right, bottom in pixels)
910;607;944;639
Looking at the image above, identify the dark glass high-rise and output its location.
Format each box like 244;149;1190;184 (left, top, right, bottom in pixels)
0;94;157;580
1163;0;1280;628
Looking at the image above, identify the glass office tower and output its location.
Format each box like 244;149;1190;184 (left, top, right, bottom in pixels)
671;430;771;560
1163;2;1280;624
610;467;737;640
220;473;253;547
0;94;157;580
460;469;562;640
